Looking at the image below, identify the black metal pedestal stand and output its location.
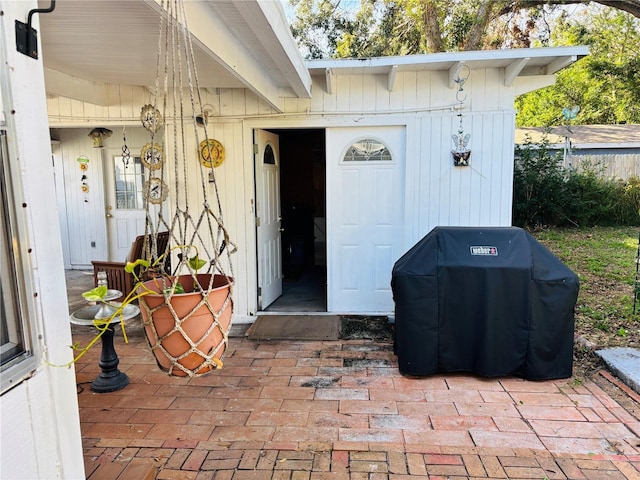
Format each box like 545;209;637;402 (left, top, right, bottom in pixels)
70;289;138;394
90;323;129;393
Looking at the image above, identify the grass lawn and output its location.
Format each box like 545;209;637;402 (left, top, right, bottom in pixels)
532;226;639;362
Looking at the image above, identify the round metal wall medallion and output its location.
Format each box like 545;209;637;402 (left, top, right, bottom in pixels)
198;139;225;168
140;143;164;170
143;177;168;204
140;104;163;133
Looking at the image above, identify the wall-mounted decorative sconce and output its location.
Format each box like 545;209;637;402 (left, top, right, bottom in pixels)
451;64;471;167
195;104;216;127
88;128;113;148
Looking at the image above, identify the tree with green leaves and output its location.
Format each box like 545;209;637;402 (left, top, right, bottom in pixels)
289;0;640;126
516;8;640;126
288;0;640;59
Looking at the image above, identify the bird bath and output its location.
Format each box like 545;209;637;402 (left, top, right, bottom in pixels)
70;289;139;393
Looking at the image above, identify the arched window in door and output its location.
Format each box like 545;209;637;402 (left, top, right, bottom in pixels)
343;139;392;162
264;144;276;165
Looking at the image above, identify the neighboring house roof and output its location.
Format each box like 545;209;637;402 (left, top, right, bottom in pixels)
516;125;640;149
39;0;311;110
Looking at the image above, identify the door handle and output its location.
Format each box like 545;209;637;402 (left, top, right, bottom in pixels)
106;205;113;218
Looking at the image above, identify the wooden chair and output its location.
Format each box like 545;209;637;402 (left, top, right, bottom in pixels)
92;231;170;299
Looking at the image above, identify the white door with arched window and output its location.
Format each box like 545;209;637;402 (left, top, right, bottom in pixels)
255;129;282;310
326;126;405;312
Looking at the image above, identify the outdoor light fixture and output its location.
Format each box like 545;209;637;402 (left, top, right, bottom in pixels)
88;128;113;148
195;104;216;127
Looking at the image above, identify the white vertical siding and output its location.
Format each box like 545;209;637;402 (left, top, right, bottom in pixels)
302;70;512;116
55;127;151;268
57;129;107;267
46;64;519;317
410;110;515;245
48;85;149;124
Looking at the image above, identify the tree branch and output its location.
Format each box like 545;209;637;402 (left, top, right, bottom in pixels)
464;1;504;51
500;0;640;19
422;0;445;52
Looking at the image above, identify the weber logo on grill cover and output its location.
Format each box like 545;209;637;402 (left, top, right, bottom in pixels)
470;246;498;256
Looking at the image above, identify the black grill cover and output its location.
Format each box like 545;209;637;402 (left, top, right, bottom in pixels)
391;227;579;380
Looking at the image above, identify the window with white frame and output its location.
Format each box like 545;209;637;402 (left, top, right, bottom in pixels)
0;130;38;394
114;156;144;210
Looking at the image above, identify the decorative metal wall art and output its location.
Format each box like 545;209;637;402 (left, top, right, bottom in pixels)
451;64;471;167
121;127;131;168
77;155;90;202
562;105;580;172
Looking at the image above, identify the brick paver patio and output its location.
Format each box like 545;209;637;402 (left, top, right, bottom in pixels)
73;321;640;479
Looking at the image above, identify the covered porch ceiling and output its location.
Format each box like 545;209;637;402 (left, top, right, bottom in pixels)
37;0;311;110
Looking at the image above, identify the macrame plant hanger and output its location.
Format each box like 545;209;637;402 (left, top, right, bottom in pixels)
137;0;236;377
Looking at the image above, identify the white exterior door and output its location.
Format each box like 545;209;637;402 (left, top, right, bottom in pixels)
327;126;405;312
255;130;283;309
104;149;146;261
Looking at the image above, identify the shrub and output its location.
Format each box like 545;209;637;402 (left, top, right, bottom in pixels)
513;137;640;227
618;176;640;225
564;169;619;226
512;134;573;227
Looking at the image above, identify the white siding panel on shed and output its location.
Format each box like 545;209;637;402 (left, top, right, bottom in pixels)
45;60;523;320
55;127;151;268
412;111;515;243
57;129;108;267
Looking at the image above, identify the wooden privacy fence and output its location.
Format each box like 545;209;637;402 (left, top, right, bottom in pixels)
560;148;640;180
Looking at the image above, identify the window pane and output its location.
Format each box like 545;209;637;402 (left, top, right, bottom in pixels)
0;131;28;372
343;139;392;162
263;145;275;165
114;156;144;209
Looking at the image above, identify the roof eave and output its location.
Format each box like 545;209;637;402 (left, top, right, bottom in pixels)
306;46;589;78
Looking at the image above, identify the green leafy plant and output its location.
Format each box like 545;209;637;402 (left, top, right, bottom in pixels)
60;245;208;367
512;134;573;228
513;136;640;228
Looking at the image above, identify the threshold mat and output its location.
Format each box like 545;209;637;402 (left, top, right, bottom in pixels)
246;315;340;341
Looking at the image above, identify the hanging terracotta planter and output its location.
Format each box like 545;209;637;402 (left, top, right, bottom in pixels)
138;273;233;377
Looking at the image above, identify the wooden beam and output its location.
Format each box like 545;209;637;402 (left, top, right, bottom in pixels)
504;57;530;86
387;65;398;91
44;68;108;105
514;75;556;96
325;68;334;94
546;55;577;75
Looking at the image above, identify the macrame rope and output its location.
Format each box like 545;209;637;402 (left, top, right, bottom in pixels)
138;0;235;377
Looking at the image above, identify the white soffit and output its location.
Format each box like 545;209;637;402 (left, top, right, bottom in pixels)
38;0;310;109
306;46;589;89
